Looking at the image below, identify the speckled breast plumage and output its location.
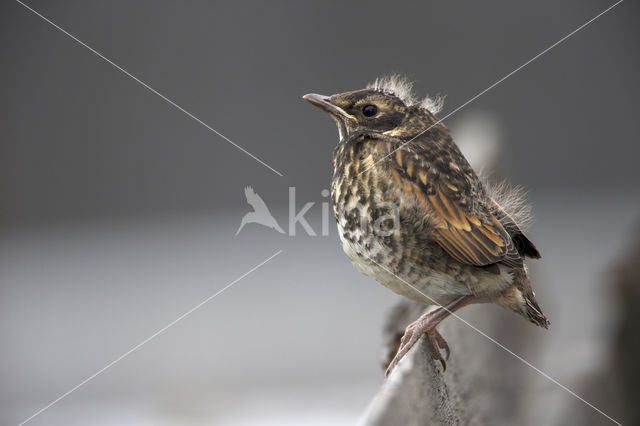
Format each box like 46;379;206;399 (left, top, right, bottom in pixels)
330;135;510;307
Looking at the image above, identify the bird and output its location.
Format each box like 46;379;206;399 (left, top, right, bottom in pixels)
236;186;285;235
303;75;548;375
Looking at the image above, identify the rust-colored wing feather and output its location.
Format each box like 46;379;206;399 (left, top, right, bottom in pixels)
428;191;522;267
380;131;523;268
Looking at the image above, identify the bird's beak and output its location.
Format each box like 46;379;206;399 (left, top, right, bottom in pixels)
303;93;353;120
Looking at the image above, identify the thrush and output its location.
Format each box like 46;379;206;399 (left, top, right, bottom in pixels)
303;76;548;375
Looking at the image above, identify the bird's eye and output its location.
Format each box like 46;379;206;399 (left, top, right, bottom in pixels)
362;104;378;117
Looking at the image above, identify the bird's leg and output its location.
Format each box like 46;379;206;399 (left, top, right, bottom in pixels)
385;295;473;376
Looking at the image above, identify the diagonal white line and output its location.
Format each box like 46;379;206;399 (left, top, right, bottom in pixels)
362;253;622;425
14;0;284;177
360;0;624;176
17;250;284;426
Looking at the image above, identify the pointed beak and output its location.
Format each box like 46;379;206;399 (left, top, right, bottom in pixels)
303;93;352;120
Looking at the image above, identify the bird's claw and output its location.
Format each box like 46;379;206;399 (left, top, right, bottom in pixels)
432;330;450;360
385;324;451;377
426;330;448;371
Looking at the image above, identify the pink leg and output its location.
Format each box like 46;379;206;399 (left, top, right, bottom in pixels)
385;295;473;376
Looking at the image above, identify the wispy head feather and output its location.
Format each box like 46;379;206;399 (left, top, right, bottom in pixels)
367;74;445;114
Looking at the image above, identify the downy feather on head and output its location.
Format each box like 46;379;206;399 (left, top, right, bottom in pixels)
367;74;445;114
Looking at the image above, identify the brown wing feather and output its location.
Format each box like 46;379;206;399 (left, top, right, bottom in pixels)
428;190;522;267
384;133;522;268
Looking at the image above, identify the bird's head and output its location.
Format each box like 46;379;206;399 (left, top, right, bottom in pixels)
303;75;444;141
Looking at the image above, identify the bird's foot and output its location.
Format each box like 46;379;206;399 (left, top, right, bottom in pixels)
385;312;450;377
426;329;450;370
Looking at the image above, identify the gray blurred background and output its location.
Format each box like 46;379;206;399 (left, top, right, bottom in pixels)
1;1;639;425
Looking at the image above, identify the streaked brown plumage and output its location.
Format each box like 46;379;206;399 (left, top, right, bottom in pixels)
303;76;548;375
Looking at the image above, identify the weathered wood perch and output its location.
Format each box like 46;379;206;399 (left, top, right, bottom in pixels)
360;298;539;425
360;335;465;425
360;301;467;425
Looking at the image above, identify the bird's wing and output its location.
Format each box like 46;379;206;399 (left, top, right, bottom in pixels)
244;186;269;212
374;132;522;268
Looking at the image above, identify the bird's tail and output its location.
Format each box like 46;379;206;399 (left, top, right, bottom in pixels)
498;268;549;329
524;291;550;329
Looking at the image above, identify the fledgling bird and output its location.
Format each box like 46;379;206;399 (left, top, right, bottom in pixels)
303;76;548;375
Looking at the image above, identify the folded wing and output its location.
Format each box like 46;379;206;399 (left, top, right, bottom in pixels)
379;133;524;268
